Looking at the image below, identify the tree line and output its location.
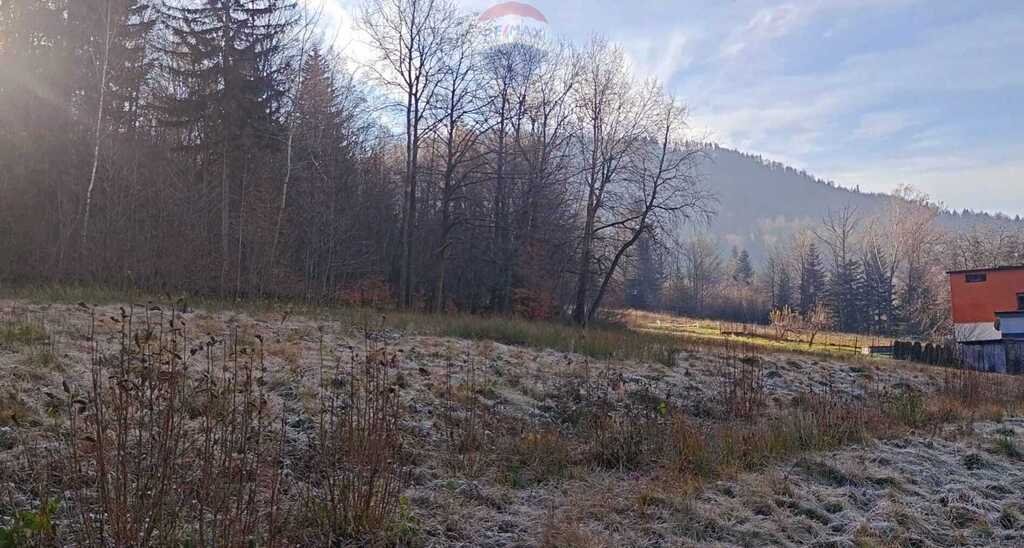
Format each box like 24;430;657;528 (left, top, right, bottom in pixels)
2;1;1021;338
0;0;711;325
626;186;1024;340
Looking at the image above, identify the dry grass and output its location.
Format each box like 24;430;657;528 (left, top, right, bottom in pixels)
298;342;408;544
3;295;1024;546
622;308;896;358
498;429;574;488
1;303;414;546
61;307;286;546
0;322;48;348
540;514;608;548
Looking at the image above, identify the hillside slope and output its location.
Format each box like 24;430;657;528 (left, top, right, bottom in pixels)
691;146;1024;260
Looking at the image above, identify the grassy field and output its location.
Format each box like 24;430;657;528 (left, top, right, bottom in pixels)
2;287;1022;546
1;283;894;366
620;309;896;356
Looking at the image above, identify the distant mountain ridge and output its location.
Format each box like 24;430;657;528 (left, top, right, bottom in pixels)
688;145;1024;261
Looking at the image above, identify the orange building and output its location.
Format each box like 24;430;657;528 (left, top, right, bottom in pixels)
948;265;1024;342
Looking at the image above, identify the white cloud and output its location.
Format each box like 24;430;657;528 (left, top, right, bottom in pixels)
621;29;693;84
854;111;914;139
685;11;1022;157
745;4;809;39
293;0;1023;215
296;0;376;69
720;2;820;59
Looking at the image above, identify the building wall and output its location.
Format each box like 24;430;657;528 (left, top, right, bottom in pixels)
950;268;1024;341
954;322;1002;343
998;314;1024;336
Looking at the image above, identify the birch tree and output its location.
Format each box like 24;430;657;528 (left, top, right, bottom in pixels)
82;0;113;254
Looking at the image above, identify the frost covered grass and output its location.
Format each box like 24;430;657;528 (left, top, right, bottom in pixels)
1;284;874;367
2;297;1023;546
0;318;48;348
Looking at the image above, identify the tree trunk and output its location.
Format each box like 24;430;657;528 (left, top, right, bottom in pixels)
588;220;647;324
400;95;420;309
573;199;596;326
82;0;113;261
221;142;231;296
268;117;295;295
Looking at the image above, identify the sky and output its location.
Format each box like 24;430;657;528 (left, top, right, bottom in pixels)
305;0;1024;217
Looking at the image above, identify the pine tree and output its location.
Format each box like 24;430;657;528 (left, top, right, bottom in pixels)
776;267;793;310
861;247;895;334
73;0;159;258
826;258;865;332
732;248;754;285
283;48;367;295
626;232;662;310
900;259;943;338
799;242;825;313
68;0;157;130
110;1;157;132
159;0;295;294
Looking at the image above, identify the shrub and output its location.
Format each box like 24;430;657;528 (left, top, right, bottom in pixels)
717;354;766;419
0;499;58;547
993;436;1023;460
587;412;660;471
56;304;410;546
886;389;927;428
500;429;573;487
63;307;284;546
768;307;801;341
301;345;408;543
440;361;495;476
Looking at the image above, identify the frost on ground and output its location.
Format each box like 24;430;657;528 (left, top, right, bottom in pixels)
676;420;1024;547
1;300;1022;546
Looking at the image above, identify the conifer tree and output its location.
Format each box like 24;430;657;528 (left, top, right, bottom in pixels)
776;267;793;310
861;246;895;334
827;257;865;332
732;248;754;285
798;242;825;313
159;0;295;294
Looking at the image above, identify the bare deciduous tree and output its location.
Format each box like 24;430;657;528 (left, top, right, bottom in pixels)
585;97;711;323
361;0;458;308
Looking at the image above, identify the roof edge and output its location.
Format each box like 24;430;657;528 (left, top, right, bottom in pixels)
947;264;1024;275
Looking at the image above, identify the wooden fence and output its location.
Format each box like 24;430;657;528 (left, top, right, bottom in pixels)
714;320;894;353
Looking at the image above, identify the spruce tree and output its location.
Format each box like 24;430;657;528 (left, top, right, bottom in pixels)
826;258;865;332
626;232;662;310
159;0;295;293
861;248;895;334
776;267;793;310
732;248;754;285
799;242;825;313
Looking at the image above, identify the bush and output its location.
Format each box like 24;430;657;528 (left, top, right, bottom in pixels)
300;345;408;543
0;499;58;547
500;429;573;487
63;309;284;546
994;436;1023;460
57;305;409;546
887;389;927;428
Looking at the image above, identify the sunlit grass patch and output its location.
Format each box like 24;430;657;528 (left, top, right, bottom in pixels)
0;320;48;348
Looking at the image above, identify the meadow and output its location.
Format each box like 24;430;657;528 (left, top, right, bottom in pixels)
2;288;1023;546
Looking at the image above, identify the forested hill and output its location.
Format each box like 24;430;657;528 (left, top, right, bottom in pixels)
692;145;1024;260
